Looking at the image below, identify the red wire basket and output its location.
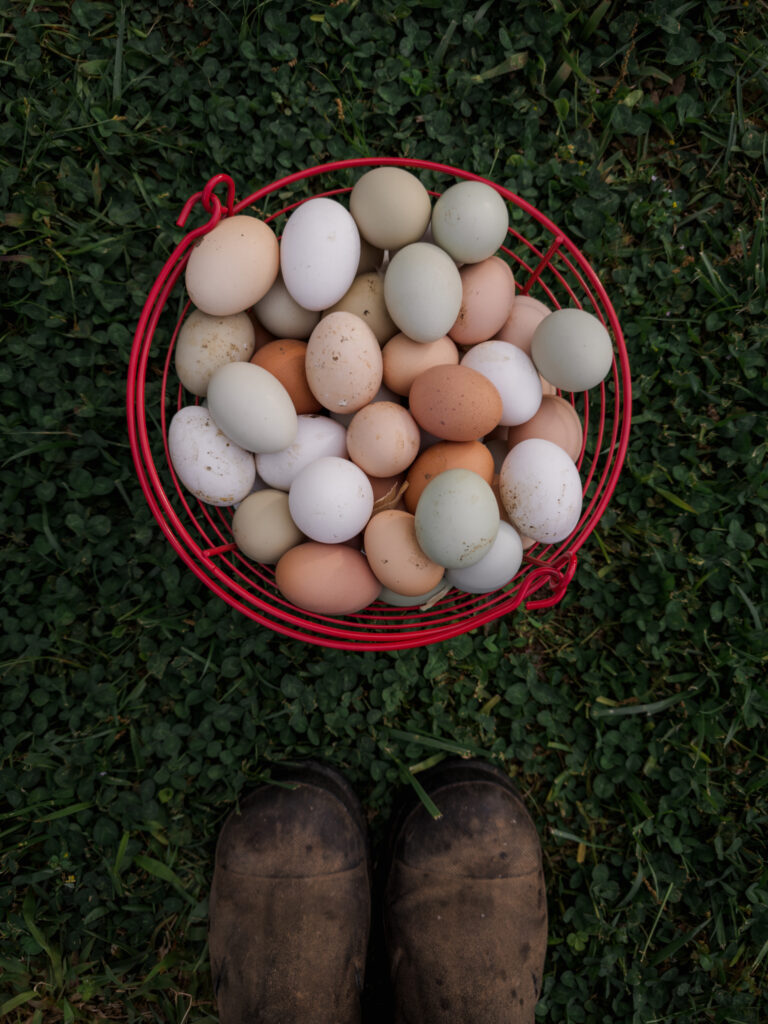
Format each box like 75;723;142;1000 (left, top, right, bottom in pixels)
127;157;632;651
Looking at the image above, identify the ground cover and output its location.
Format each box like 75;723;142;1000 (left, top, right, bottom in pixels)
1;1;767;1021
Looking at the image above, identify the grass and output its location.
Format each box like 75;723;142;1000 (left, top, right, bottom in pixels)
2;0;768;1021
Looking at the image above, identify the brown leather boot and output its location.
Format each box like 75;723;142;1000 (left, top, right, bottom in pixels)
384;759;547;1024
209;762;370;1024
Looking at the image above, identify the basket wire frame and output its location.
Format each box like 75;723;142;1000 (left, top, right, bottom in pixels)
127;157;632;651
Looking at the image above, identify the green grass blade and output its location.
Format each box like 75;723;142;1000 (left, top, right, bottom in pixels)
133;854;196;905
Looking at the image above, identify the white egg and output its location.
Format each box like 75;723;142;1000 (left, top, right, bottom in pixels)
288;456;373;543
280;198;361;311
168;405;255;507
445;521;523;594
207;361;298;454
461;340;542;426
256;415;348;490
499;438;582;543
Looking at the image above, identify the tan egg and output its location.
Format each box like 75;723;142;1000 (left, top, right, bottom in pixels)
250;339;321;414
363;510;444;596
175;309;256;397
506;394;583;462
350;166;432;250
449;256;516;346
497;294;551;356
404;440;494;514
347;402;421;477
358;237;384;273
246;307;277;354
305;311;383;413
253;272;321;339
382;332;459;396
491;473;512;525
409;364;502;441
367;472;405;504
231;489;304;563
185;214;280;316
540;375;558;397
275;542;381;615
324;272;397;346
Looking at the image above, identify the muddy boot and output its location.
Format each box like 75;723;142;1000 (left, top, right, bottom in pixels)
209;762;370;1024
384;759;547;1024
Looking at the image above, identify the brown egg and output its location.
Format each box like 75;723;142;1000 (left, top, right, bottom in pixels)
250;339;321;414
275;543;381;615
497;294;551;356
363;510;444;596
449;256;516;346
347;402;421;477
404;440;495;514
382;332;459;396
506;394;583;462
409;364;502;441
324;272;397;345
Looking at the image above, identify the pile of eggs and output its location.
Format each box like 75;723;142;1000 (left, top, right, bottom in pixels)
168;166;614;616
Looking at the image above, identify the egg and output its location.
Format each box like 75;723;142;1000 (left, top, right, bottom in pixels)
280;197;361;311
175;309;256;397
168;405;255;507
346;402;420;477
499;438;582;543
497;294;551;356
460;341;542;426
253;272;321;339
414;468;500;569
275;542;382;615
506;394;583;463
384;243;463;343
377;580;450;607
231;489;304;563
324;272;397;345
530;308;613;391
449;256;516;346
431;181;509;263
185;214;280;316
404;440;495;514
409;364;502;441
305;311;383;414
445;521;524;594
206;361;298;453
363;510;444;595
382;332;459;396
288;455;374;543
350;166;433;250
329;382;401;428
250;339;321;414
256;414;347;490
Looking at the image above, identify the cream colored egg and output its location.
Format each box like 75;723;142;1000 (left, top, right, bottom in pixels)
231;489;304;563
175;309;256;397
185;214;280;316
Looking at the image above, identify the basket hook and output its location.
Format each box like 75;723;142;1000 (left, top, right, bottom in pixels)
521;550;578;609
176;173;237;232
